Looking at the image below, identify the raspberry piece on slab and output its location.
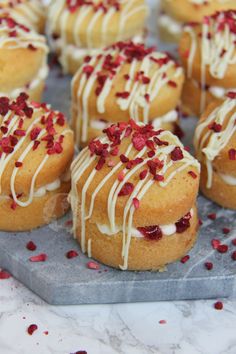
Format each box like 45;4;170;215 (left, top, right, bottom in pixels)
214;301;223;310
27;324;38;335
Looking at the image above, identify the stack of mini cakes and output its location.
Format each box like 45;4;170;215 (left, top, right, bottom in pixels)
46;0;149;74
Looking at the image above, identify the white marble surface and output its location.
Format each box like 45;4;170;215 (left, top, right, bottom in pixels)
0;276;235;354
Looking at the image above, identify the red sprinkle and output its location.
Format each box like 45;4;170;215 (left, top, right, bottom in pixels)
116;91;130;99
27;324;38;335
159;320;167;325
208;122;222;133
181;255;190;264
217;244;228;253
214;301;223;310
139;169;148;180
82;65;94;77
170;147;184;161
228;149;236;160
132;197;140;209
15;161;23;168
231;251;236;261
208;213;216;220
0;270;11;279
118;170;125;182
211;239;220;249
87;261;100;270
118;182;134;197
138;225;163;241
29;253;47;262
222;227;230;235
168;80;177;88
232;238;236;246
188;171;197;179
132;134;146;151
227;91;236;99
66;250;79;259
205;262;213;270
26;241;37;251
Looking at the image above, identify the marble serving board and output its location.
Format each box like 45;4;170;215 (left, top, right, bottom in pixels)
0;0;236;305
0;193;236;305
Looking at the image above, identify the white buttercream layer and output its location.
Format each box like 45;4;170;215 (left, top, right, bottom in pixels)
96;209;193;238
89;110;178;131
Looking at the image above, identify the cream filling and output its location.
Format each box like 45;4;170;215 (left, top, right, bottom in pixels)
208;86;236;99
0;170;70;201
96;209;193;238
34;178;61;197
54;34;144;63
218;172;236;186
192;79;236;100
0;64;48;99
89;110;178;131
56;35;144;68
159;13;182;35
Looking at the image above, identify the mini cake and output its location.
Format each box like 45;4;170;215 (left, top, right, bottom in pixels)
179;10;236;116
47;0;149;74
0;16;49;101
194;92;236;209
71;41;185;147
159;0;236;43
0;0;45;33
70;121;200;270
0;92;74;231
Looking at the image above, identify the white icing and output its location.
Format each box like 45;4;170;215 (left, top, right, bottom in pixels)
152;110;178;128
194;97;236;188
90;119;108;131
185;12;236;113
159;13;182;35
34;179;61;197
70;128;200;270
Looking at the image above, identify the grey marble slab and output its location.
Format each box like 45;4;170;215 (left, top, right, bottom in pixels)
0;194;236;305
0;0;235;305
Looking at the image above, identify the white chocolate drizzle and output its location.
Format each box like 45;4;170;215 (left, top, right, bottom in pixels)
184;11;236;113
194;96;236;188
70;126;200;270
